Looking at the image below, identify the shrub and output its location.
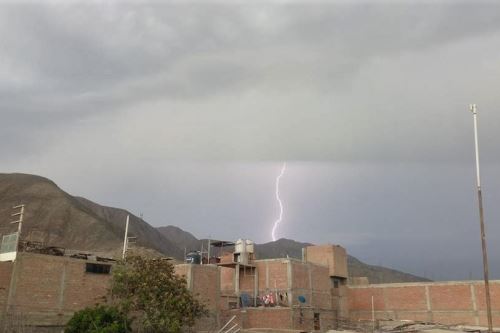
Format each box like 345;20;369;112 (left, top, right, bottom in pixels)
65;304;130;333
111;256;208;333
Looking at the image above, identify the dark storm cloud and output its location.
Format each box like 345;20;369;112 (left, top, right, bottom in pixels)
3;1;500;161
2;1;500;279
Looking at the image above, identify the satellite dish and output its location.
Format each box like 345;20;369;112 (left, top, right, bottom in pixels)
298;295;306;303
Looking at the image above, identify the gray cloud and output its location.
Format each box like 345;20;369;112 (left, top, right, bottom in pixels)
2;1;500;279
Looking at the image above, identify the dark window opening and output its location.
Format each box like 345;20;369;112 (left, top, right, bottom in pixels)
86;263;111;274
332;277;346;288
314;312;320;330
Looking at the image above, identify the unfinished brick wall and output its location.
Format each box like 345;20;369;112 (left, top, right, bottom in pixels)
175;263;220;330
221;308;292;330
264;259;289;291
190;264;219;311
348;280;500;326
237;259;289;298
304;244;348;278
221;307;337;331
0;261;13;321
292;308;337;331
222;257;345;312
2;253;111;327
220;266;235;292
215;245;350;331
290;260;333;309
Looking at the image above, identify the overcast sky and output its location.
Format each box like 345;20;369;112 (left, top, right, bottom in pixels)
2;1;500;280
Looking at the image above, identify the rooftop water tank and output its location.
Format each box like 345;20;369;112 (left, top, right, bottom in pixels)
234;239;254;254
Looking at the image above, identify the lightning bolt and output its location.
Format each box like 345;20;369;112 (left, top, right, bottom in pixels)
271;162;287;241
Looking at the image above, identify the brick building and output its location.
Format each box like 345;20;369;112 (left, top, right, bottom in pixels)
0;243;499;332
0;252;112;332
215;244;350;331
348;280;500;327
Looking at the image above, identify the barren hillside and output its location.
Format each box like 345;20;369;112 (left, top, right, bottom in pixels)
0;173;182;258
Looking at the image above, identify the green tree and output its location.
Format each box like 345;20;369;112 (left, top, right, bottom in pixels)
111;256;207;333
65;304;130;333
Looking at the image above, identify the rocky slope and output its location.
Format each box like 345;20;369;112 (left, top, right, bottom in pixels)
0;173;182;258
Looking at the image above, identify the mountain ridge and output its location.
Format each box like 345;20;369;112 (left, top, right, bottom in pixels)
1;173;430;284
0;173;181;258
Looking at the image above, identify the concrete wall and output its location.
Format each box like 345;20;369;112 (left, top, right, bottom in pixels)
348;280;500;327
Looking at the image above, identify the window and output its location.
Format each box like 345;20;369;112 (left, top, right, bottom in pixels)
314;313;320;330
86;263;111;274
332;277;346;289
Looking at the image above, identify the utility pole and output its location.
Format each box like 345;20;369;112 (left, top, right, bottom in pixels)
371;295;375;333
122;215;130;260
469;104;493;333
11;204;25;254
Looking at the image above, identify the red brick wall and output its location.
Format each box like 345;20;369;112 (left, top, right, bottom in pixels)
220;266;234;292
292;308;337;331
239;266;256;292
222;307;336;331
476;284;500;311
245;307;291;329
0;262;13;314
305;244;348;278
348;281;500;326
266;260;288;290
310;264;332;292
220;308;292;330
254;261;267;291
292;261;310;290
3;253;111;326
429;284;471;311
190;264;219;311
384;286;427;311
472;283;500;327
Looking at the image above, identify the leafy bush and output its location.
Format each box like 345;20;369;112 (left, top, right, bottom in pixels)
65;304;130;333
111;256;208;333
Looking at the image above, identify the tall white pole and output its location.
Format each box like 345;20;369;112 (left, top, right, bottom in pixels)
470;104;493;333
122;215;129;260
